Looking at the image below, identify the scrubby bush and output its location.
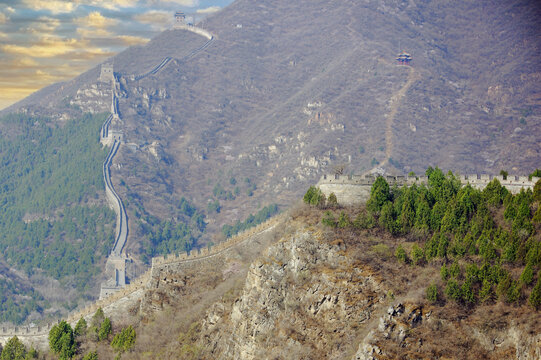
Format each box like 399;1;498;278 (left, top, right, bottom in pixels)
395;245;408;263
426;284;438;303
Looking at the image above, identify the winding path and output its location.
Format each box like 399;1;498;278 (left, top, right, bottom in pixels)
381;65;419;167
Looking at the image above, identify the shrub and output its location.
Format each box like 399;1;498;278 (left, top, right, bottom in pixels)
82;351;98;360
520;263;534;285
353;211;375;229
479;278;494;303
445;279;462;301
440;264;449;281
327;192;338;207
98;318;112;341
111;325;136;353
395;245;408;263
303;186;325;207
410;244;424;265
321;211;336;228
426;284;438;303
529;272;541;309
337;212;351;228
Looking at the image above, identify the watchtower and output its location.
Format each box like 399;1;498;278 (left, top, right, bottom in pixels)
175;11;186;24
396;52;412;65
99;63;114;82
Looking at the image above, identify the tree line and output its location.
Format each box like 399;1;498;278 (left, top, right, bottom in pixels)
307;167;541;308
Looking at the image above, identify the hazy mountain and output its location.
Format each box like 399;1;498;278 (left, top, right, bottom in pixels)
1;0;540;322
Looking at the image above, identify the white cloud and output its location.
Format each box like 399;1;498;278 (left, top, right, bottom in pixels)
118;35;150;46
0;12;8;24
21;0;75;14
82;0;139;11
134;10;171;25
79;11;118;29
26;17;61;34
147;0;199;7
77;27;112;38
2;36;100;58
196;6;221;14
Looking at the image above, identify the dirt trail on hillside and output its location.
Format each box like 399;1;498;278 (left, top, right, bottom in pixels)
364;63;419;175
382;65;418;166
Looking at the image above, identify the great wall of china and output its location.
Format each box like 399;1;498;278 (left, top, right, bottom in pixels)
318;173;540;206
0;22;220;350
0;213;285;350
2;17;540;352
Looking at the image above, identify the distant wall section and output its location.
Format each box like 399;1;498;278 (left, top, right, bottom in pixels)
317;174;539;205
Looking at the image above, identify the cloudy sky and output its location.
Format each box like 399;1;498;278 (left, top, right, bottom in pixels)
0;0;233;110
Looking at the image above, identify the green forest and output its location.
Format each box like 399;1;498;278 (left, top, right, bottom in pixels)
221;204;280;238
310;167;541;308
0;113;116;324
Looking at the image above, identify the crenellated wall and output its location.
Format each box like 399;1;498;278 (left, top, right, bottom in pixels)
151;214;285;268
317;173;540;205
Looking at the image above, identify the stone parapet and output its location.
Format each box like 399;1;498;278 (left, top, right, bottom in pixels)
317;174;539;205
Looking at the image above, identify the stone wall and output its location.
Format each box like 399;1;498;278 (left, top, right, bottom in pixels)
317;174;540;205
173;23;213;40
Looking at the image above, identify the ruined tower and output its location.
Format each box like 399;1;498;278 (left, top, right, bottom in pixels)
99;63;114;82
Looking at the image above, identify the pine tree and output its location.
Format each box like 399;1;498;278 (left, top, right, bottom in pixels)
98;318;112;341
529;271;541;309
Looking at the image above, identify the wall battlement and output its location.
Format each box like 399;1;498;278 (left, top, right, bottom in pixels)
1;212;285;349
151;214;285;268
317;173;539;206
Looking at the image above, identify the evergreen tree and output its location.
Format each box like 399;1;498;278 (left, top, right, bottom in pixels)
82;351;98;360
111;325;136;353
48;321;76;360
367;177;391;213
0;336;26;360
426;284;438;303
327;193;338;207
337;212;351;228
74;317;87;338
529;272;541;309
395;245;408;263
98;318;112;341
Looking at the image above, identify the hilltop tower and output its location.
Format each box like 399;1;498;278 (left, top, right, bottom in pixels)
396;52;412;65
99;63;114;82
175;11;186;25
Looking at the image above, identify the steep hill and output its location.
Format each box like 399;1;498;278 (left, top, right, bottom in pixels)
1;0;540;324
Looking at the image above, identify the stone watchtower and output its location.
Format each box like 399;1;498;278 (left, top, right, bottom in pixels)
99;63;114;83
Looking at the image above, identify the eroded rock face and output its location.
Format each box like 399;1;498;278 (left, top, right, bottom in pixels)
199;226;386;359
194;223;541;360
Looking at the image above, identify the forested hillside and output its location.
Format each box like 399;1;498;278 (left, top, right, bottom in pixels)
315;167;541;308
0;113;115;324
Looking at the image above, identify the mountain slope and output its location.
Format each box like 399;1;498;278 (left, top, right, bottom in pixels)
1;0;540;322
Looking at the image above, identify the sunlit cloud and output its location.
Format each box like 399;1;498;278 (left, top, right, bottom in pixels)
0;0;234;110
77;27;113;38
25;17;62;34
79;11;118;29
2;37;81;58
134;10;171;25
118;35;150;46
147;0;200;7
21;0;75;14
83;0;140;10
196;6;221;14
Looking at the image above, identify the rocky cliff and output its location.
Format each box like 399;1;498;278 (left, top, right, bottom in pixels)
134;208;539;360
